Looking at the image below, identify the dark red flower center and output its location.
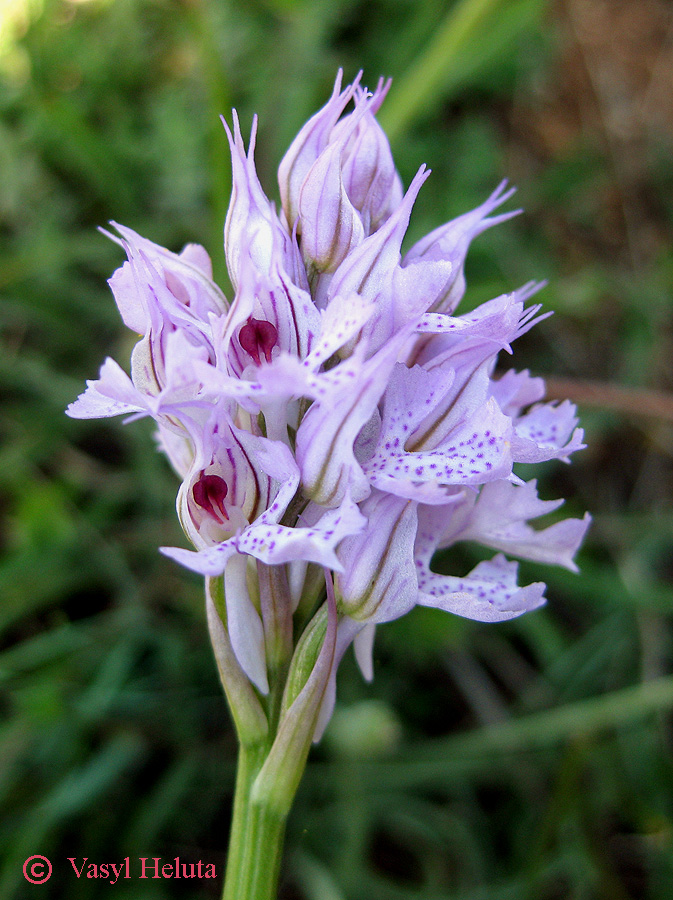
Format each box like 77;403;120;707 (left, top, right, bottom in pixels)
238;317;278;366
193;473;229;524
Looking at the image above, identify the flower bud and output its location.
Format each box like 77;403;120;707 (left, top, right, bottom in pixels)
224;112;293;289
297;138;365;277
252;579;338;817
280;601;328;715
278;69;361;229
335;79;403;233
336;491;418;622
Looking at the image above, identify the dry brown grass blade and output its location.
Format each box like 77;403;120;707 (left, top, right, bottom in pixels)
545;377;673;422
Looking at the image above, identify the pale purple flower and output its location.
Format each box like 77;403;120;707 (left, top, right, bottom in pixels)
68;70;590;742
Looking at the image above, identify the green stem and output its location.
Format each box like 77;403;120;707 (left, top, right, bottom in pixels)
223;742;288;900
218;587;333;899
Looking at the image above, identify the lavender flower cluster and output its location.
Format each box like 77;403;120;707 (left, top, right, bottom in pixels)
68;72;589;736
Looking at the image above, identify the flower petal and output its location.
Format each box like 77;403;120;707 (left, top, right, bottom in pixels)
237;493;367;569
224;553;269;694
403;180;521;314
296;342;399;506
440;479;592;571
512;400;586;463
66;357;145;419
417;553;546;623
223;111;293;288
337;491;418;622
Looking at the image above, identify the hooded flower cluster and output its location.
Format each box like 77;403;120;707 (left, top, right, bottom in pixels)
68;71;589;743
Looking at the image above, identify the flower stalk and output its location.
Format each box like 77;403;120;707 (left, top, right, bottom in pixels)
223;741;288;900
221;573;337;898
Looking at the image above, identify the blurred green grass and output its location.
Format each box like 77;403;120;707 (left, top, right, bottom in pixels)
1;0;672;897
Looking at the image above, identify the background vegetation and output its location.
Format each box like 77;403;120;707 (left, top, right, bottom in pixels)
1;0;672;897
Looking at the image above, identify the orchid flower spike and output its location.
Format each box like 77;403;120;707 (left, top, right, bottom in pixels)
68;70;590;746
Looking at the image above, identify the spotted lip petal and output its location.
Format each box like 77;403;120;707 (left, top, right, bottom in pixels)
161;490;366;577
417;553;547;623
363;361;514;503
424;479;591;572
511;400;586;463
364;398;514;503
